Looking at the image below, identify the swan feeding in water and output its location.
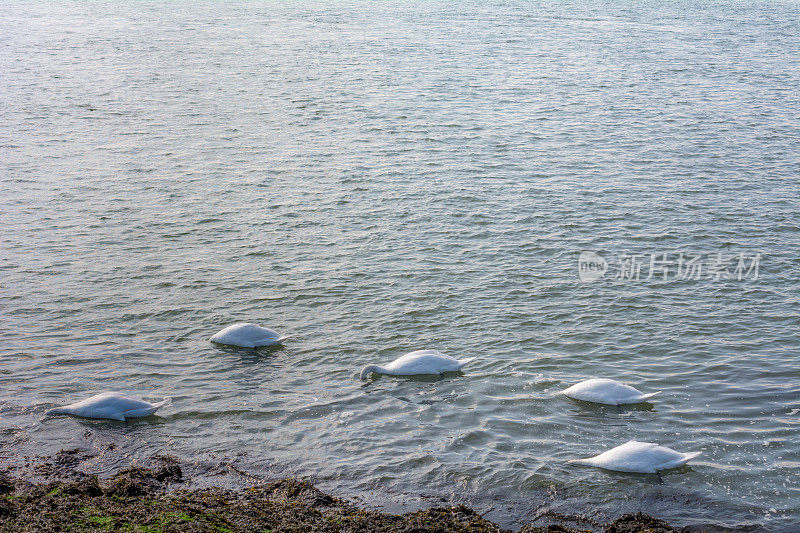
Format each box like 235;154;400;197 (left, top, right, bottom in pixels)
570;440;701;473
561;378;659;405
209;323;289;348
46;392;171;421
360;349;474;379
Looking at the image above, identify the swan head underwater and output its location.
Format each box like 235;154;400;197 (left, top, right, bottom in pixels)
360;349;475;379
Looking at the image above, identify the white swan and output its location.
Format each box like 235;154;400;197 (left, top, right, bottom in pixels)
46;392;171;421
360;349;474;379
209;323;289;348
571;440;701;473
561;378;659;405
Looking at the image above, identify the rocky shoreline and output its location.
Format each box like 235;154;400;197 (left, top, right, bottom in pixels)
0;451;684;533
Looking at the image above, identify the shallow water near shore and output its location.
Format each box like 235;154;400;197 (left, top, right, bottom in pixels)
1;0;799;531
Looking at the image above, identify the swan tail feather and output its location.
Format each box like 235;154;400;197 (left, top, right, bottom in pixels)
456;357;475;369
639;391;660;401
153;398;172;409
681;451;702;462
276;335;291;344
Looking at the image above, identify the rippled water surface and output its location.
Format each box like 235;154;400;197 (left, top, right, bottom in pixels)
2;1;799;530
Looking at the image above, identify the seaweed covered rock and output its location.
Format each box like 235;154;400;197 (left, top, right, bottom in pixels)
264;478;336;507
0;471;14;495
605;512;678;533
103;457;182;497
401;505;507;532
151;456;183;482
63;475;102;497
0;453;686;533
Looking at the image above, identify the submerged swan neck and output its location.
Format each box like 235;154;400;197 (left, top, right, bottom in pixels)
360;365;383;379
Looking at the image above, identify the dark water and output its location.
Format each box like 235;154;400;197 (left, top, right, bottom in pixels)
1;1;799;531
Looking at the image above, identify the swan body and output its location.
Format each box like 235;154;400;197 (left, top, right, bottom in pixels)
561;378;659;405
571;440;701;473
210;323;289;348
360;350;474;379
46;392;171;421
